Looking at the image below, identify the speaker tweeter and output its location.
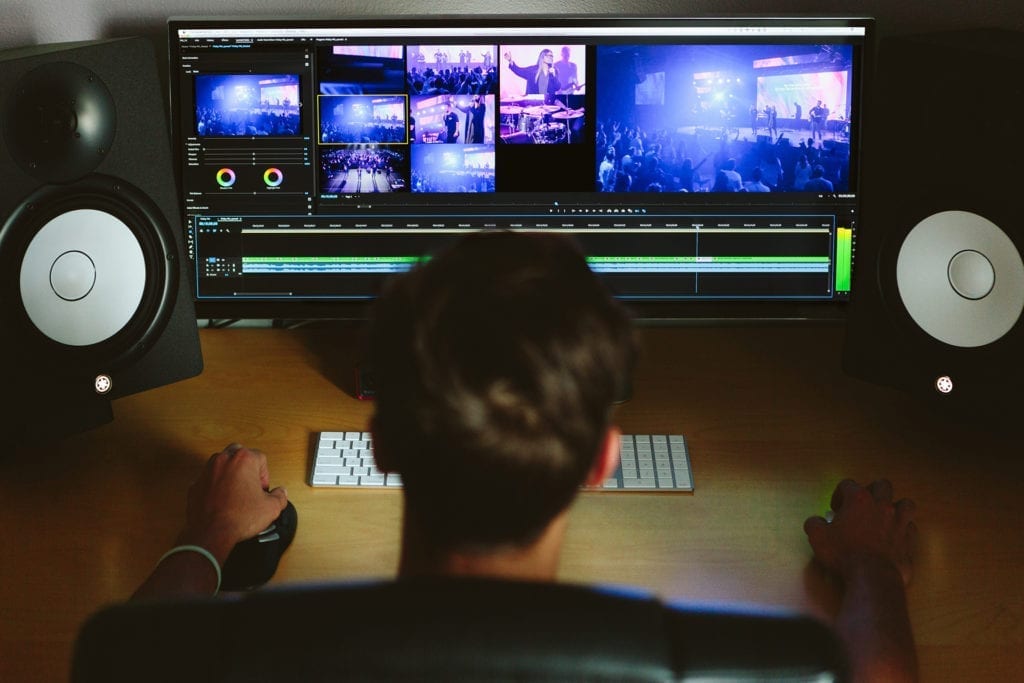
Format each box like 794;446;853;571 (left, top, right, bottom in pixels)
3;61;116;183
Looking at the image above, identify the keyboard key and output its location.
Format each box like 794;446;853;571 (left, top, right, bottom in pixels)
316;464;352;476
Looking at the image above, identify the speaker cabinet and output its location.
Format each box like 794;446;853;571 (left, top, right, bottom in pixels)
0;37;202;442
843;29;1024;417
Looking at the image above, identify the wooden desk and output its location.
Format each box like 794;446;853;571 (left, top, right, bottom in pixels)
2;325;1021;682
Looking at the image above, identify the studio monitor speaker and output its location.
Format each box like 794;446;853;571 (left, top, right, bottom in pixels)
843;29;1024;417
0;37;202;442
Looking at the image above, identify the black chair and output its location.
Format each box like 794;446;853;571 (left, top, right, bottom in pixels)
71;578;848;681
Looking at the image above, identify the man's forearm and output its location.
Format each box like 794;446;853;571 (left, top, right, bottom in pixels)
132;550;219;601
837;558;918;683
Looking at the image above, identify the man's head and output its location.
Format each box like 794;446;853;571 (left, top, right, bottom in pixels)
369;231;636;554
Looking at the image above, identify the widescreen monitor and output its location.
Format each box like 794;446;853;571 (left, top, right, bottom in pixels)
168;16;872;321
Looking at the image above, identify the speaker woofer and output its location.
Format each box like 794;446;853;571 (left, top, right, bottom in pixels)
0;175;177;380
21;208;146;346
895;210;1024;348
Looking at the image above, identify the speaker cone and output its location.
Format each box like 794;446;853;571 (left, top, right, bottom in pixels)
0;175;177;378
895;210;1024;348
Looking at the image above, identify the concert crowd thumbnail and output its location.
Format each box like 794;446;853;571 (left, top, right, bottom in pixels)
194;73;301;137
320;146;408;194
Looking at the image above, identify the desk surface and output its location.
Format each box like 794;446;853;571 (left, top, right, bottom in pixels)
2;325;1021;682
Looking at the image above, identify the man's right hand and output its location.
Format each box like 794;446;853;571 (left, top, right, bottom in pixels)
179;444;289;565
804;479;919;682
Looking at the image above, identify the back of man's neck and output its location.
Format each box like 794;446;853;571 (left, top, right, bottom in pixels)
397;512;568;582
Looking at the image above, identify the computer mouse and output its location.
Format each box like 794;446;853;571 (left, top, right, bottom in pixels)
220;500;298;591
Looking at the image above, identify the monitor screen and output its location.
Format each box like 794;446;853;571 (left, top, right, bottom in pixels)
168;16;871;321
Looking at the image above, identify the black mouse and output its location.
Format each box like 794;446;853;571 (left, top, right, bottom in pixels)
220;500;298;591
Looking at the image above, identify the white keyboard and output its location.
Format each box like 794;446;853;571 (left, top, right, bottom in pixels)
310;432;693;492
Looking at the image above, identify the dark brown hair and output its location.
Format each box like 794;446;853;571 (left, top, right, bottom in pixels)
369;231;636;552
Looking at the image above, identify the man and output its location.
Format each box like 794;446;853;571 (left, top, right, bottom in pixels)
766;104;778;141
554;45;580;92
133;231;918;683
810;99;829;141
598;145;617;191
713;158;744;192
804;164;835;192
743;166;771;192
442;102;459;143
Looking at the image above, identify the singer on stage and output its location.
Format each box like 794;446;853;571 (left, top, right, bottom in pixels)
456;94;488;144
504;48;562;105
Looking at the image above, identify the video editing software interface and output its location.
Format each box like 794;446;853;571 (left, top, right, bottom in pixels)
169;18;868;317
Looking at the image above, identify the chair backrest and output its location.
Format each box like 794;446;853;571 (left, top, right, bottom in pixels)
71;578;847;682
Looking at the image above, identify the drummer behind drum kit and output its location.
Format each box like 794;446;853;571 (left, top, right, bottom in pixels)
499;94;584;144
